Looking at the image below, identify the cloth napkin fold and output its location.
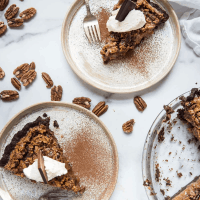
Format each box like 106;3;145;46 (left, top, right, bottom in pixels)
169;0;200;56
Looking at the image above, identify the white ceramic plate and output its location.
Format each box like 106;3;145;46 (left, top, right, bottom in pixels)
61;0;181;93
0;102;118;200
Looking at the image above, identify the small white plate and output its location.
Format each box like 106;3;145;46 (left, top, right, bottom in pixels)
61;0;181;93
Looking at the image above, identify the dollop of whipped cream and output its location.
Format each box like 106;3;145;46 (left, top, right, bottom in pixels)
106;9;146;32
23;156;68;182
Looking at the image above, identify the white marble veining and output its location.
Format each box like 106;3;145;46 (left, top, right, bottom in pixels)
0;1;200;199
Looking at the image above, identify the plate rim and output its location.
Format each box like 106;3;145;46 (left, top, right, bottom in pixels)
0;101;119;200
61;0;181;94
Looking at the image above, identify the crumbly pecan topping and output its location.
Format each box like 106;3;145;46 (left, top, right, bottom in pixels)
21;70;37;86
0;90;19;101
8;18;24;27
4;4;19;20
11;78;21;91
0;67;5;79
92;101;108;117
19;7;36;20
51;85;63;101
13;63;30;79
122;119;135;133
30;62;35;70
0;0;9;11
42;72;54;88
163;105;174;122
72;97;91;109
0;22;7;36
177;89;200;141
134;96;147;111
3;122;85;193
101;0;169;62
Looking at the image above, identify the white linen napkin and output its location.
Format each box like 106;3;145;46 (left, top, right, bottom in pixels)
169;0;200;56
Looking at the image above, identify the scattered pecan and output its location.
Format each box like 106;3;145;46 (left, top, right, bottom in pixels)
21;70;37;86
13;63;29;79
134;96;147;111
4;4;19;20
51;85;63;101
72;97;91;109
0;22;7;36
8;18;24;27
11;78;21;90
92;101;108;117
0;67;5;79
30;62;35;70
42;72;53;88
0;0;9;11
0;90;19;101
122;119;135;133
19;8;36;20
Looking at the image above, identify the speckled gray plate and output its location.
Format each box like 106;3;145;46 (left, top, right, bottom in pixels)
0;102;118;200
142;90;200;199
61;0;181;93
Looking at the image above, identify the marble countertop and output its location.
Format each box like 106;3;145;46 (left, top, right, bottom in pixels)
0;0;200;199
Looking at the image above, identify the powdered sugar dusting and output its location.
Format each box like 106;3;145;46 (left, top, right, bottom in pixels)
67;0;174;91
0;105;117;200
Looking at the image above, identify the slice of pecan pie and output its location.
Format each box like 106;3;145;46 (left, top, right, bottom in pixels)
177;88;200;141
0;116;85;194
171;176;200;199
100;0;169;63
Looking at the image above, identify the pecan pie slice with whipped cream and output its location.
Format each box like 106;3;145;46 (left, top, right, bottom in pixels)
0;116;85;194
100;0;169;63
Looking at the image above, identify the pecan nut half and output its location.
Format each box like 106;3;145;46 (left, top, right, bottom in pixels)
72;97;91;109
0;90;19;101
19;8;36;20
134;96;147;111
5;4;19;20
42;72;53;88
51;85;63;101
21;70;37;86
13;63;29;79
0;22;7;36
30;62;35;70
0;0;9;11
0;67;5;79
11;78;21;91
122;119;135;133
8;18;24;27
92;101;108;117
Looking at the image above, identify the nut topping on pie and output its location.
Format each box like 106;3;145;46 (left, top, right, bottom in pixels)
100;0;169;63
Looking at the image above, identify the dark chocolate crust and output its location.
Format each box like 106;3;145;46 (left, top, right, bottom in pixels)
0;116;50;167
149;2;169;23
